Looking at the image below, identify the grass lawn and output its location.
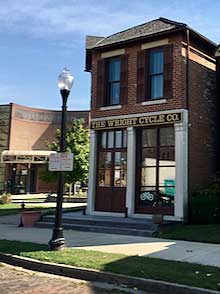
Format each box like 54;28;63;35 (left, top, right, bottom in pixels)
0;204;23;216
0;203;83;216
1;240;220;291
159;223;220;244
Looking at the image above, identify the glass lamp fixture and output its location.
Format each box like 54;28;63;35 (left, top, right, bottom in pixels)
57;68;74;91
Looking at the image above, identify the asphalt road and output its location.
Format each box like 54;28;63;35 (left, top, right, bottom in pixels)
0;263;150;294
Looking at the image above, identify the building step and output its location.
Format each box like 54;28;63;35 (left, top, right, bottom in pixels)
36;221;157;237
41;215;158;231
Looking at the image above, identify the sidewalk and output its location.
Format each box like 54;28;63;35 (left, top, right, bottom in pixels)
1;214;220;268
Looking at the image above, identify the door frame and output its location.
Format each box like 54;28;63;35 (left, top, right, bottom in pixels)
95;129;127;213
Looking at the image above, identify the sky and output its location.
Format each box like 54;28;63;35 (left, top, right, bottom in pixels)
0;0;219;111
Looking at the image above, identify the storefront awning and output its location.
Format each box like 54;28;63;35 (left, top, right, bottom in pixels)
1;150;57;164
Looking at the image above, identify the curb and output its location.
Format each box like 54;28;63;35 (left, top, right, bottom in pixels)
0;252;219;294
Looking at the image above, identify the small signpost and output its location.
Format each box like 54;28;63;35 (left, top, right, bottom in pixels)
49;153;74;171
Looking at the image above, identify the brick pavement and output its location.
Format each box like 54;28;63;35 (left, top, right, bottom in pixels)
0;263;148;294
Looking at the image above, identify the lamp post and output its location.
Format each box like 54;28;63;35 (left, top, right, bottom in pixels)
49;68;74;250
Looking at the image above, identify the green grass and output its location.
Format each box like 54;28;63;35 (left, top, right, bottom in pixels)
1;240;220;291
0;203;53;216
64;194;87;198
159;223;220;244
0;204;22;216
0;203;84;216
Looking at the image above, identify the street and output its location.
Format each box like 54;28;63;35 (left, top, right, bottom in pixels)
0;263;150;294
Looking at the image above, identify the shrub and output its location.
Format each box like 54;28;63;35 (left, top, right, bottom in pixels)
0;193;12;204
191;189;220;224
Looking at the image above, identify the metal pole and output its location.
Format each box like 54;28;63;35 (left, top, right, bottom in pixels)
49;89;70;250
26;163;31;195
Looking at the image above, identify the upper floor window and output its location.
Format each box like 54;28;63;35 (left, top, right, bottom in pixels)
96;55;128;108
108;57;121;105
137;45;172;103
149;49;164;99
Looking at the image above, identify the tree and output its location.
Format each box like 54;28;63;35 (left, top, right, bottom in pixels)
40;119;89;190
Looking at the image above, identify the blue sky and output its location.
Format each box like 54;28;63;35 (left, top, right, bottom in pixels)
0;0;219;110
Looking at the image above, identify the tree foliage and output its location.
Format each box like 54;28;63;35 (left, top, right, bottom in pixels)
40;119;89;185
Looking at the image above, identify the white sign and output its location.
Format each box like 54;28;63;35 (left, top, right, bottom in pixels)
140;192;154;201
49;153;74;171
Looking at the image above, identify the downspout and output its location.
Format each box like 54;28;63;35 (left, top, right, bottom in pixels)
186;28;190;109
186;28;190;222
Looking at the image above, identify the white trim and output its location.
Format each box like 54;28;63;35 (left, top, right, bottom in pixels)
141;99;167;106
89;211;125;217
100;105;122;111
88;109;188;222
1;150;56;164
126;127;136;216
131;213;183;222
86;130;97;214
141;39;169;50
174;113;188;221
91;108;188;122
101;49;125;59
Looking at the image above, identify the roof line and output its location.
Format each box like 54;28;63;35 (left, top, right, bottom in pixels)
160;17;216;46
91;17;216;50
187;26;217;47
93;27;184;50
96;17;164;42
159;17;186;27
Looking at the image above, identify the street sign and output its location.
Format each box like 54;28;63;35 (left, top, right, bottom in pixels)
49;152;74;171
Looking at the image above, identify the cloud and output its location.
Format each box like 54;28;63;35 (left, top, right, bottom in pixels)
0;0;219;43
0;0;182;39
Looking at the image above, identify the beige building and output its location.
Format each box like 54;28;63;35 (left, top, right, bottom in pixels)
0;103;89;194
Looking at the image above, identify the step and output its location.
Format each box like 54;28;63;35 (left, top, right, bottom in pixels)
42;215;158;231
36;221;157;237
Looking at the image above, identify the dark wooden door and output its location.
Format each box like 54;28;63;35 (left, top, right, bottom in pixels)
95;130;127;213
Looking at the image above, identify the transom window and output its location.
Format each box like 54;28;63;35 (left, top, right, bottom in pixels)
107;57;121;105
98;130;127;187
149;49;164;99
101;130;127;149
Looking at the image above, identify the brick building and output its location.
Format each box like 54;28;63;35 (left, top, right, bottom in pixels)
86;17;217;222
0;103;89;194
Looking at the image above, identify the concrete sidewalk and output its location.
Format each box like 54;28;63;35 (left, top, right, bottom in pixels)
1;214;220;268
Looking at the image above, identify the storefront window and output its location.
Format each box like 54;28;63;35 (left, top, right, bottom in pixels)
98;152;112;187
139;127;175;208
114;151;127;187
97;130;127;188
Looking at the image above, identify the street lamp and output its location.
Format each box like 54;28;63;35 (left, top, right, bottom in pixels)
49;68;74;250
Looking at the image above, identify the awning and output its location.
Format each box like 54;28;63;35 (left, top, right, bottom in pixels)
1;150;57;164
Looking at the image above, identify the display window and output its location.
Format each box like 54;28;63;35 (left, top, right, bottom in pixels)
136;126;175;215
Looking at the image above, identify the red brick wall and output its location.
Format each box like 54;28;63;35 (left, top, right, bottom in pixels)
188;59;217;191
91;34;186;119
89;32;217;195
10;104;89;150
36;168;57;193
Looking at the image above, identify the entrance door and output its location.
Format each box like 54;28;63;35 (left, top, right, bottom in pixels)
95;130;127;213
11;164;37;194
135;126;175;215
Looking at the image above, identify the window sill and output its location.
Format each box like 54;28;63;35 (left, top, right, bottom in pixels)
141;99;167;106
100;105;122;111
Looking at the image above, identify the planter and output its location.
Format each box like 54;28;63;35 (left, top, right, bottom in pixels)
21;211;41;228
152;213;164;224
